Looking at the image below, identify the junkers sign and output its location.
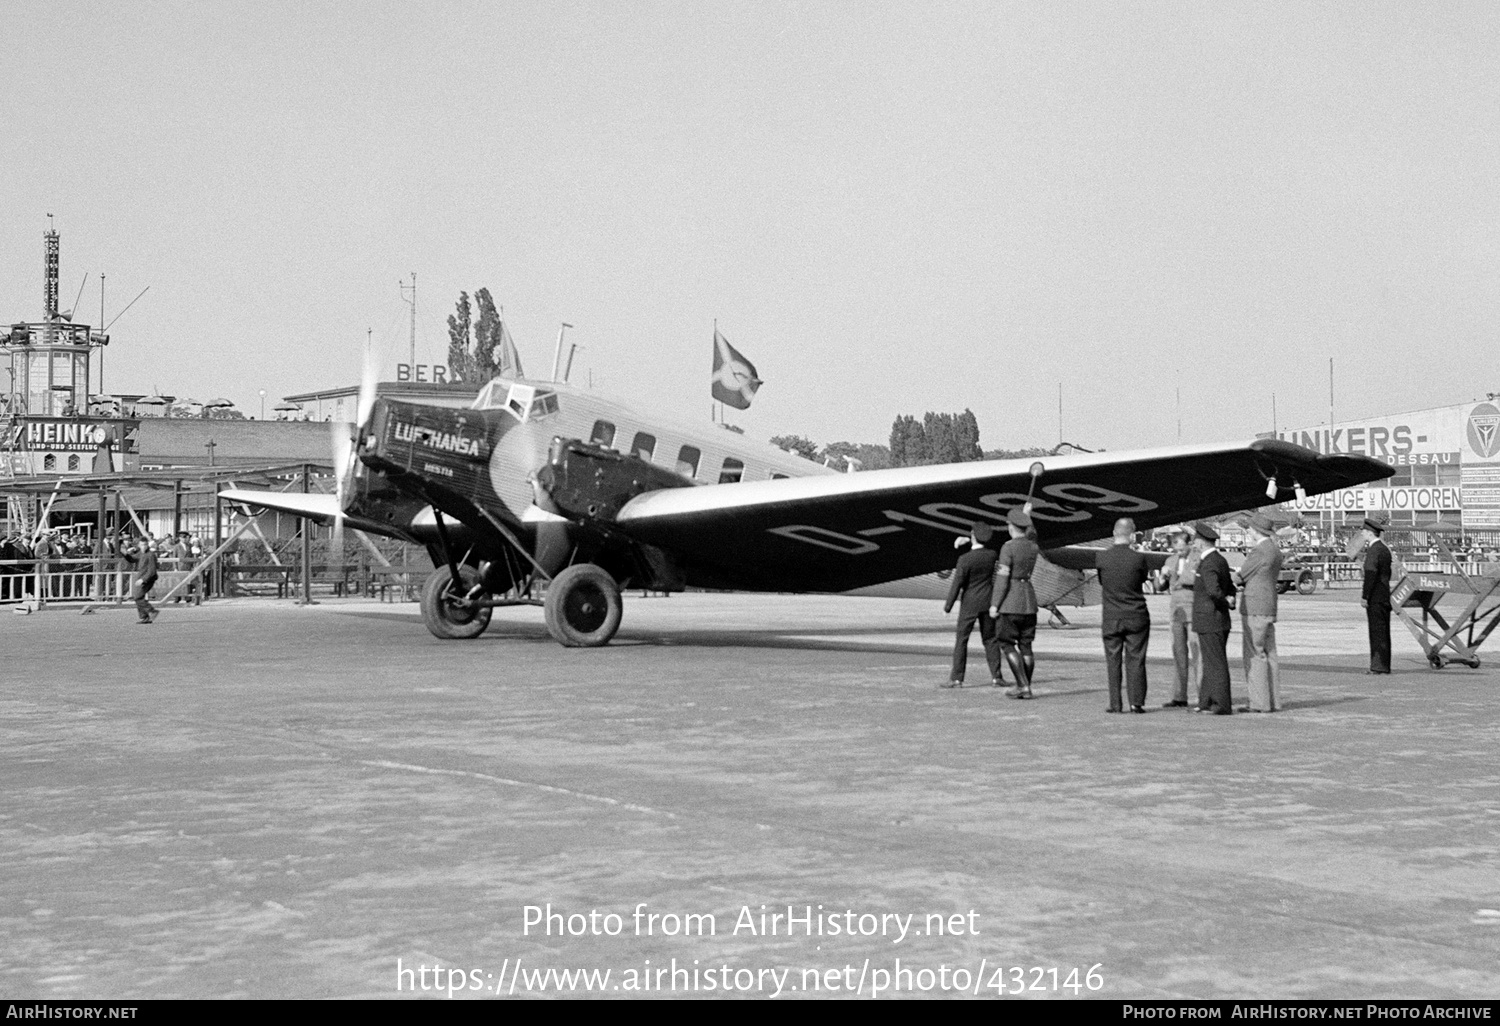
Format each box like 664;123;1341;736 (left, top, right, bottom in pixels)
1467;403;1500;460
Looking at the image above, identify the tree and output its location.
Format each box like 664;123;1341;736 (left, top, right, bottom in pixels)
821;440;861;473
954;408;983;461
889;414;922;467
984;445;1052;460
822;440;892;473
446;292;475;383
472;288;502;380
890;410;984;466
770;434;820;461
855;443;891;471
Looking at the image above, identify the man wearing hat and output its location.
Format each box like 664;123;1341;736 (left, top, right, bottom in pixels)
941;522;1004;688
991;507;1040;699
1234;512;1284;712
1156;525;1201;707
1192;521;1237;714
1096;517;1152;713
121;538;160;625
1360;513;1393;674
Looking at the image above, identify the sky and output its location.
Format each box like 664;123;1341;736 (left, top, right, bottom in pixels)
3;1;1498;452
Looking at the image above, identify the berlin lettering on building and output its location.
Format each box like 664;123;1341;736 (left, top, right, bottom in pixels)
395;364;456;384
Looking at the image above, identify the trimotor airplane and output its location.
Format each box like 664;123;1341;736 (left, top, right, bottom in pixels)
221;374;1393;646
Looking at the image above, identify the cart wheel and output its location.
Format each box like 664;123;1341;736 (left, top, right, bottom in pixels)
1465;658;1481;669
1428;655;1445;669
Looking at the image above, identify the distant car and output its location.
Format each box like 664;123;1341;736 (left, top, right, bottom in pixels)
1277;554;1322;595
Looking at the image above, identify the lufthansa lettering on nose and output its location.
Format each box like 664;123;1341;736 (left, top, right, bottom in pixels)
393;421;484;458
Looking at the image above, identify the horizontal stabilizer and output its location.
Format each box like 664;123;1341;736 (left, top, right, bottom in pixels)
219;489;342;523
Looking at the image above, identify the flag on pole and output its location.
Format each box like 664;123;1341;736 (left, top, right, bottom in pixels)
711;328;762;410
498;320;524;379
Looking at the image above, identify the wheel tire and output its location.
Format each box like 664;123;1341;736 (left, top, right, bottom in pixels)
421;564;492;640
1296;571;1316;596
1277;582;1291;594
544;563;623;647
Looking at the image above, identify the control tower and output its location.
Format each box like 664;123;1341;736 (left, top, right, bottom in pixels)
3;225;109;417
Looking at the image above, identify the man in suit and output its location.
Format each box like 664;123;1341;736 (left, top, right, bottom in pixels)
991;508;1040;699
941;523;1003;688
1095;517;1152;713
122;539;160;624
1361;514;1393;674
1192;521;1237;715
1234;512;1284;712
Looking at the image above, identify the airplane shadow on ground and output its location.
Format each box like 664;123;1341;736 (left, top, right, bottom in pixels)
336;611;1424;688
1273;694;1371;711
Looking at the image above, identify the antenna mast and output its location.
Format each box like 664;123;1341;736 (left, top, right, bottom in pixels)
399;273;416;369
44;217;59;345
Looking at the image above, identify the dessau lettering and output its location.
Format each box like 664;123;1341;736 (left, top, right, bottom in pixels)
393;421;484;458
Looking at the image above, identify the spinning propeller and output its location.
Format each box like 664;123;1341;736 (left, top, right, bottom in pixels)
327;347;381;556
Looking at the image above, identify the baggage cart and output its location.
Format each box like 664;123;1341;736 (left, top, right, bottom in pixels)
1389;525;1500;669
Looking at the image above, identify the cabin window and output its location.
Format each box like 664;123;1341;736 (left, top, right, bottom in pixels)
631;432;657;461
719;458;744;484
67;454;80;471
43;454;56;471
770;472;788;480
676;445;701;479
590;420;616;447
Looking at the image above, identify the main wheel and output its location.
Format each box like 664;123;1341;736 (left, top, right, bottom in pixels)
544;563;623;647
1296;571;1317;596
421;564;492;640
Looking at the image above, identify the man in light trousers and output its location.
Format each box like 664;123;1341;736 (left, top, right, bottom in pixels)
1157;525;1201;708
1234;512;1283;712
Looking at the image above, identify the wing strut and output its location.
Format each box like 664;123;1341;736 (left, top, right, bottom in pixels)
431;509;471;599
474;506;555;583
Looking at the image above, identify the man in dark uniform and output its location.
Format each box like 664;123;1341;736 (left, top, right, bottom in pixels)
1192;521;1237;714
941;523;1003;688
1360;514;1393;674
122;539;160;624
991;508;1040;699
1095;517;1151;713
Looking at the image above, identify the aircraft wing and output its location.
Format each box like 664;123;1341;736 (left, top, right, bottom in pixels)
611;438;1390;593
218;488;408;539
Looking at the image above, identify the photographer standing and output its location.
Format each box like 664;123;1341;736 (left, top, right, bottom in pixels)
122;539;160;624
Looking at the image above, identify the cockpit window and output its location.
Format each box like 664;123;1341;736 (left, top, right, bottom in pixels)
590;420;616;447
770;472;789;480
474;381;559;422
676;445;701;479
631;432;656;461
719;458;744;484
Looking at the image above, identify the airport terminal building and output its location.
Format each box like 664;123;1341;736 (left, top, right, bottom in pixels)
1272;398;1500;539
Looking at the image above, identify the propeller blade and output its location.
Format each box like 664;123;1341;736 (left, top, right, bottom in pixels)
329;419;354;561
356;344;379;429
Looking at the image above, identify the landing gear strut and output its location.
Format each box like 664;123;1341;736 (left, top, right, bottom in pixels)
544;563;623;647
421;563;492;640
